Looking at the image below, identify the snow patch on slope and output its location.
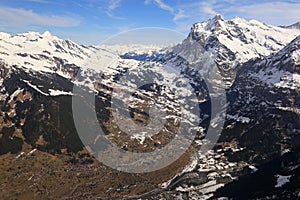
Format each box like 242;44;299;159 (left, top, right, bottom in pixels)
48;89;73;96
275;175;292;188
252;68;300;89
23;80;49;96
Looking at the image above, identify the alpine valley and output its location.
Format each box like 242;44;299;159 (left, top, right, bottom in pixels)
0;15;300;199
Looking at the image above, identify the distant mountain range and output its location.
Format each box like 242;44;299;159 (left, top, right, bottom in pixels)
281;21;300;30
0;16;300;199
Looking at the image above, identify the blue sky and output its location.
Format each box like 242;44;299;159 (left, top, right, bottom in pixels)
0;0;299;44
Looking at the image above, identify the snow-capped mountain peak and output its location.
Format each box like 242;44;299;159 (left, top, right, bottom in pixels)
0;31;96;76
240;35;300;91
282;21;300;30
253;35;300;73
173;15;300;76
189;14;225;40
42;30;52;38
273;35;300;67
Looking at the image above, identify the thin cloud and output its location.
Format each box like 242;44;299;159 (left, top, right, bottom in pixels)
145;0;219;32
173;9;186;21
26;0;50;3
170;1;218;32
154;0;174;12
144;0;152;5
105;0;124;19
0;6;82;27
201;2;218;15
224;1;300;25
108;0;121;11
